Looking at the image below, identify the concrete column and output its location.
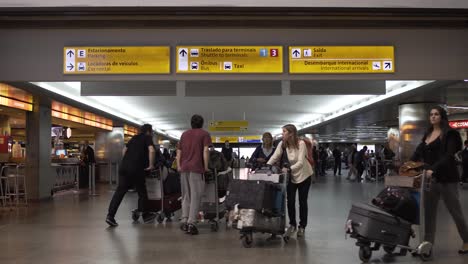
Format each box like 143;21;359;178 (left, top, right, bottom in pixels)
26;98;54;200
398;103;443;162
95;127;124;182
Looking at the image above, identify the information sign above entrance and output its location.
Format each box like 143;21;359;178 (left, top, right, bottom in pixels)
63;46;170;74
176;46;283;73
209;120;249;132
289;46;395;74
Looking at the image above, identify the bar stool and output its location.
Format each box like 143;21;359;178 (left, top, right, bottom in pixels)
2;163;27;207
0;170;6;207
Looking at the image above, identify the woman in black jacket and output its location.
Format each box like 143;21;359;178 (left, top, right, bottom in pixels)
249;132;276;170
411;106;468;254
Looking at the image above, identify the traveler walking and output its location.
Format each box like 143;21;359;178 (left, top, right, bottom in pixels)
332;146;342;176
177;114;212;235
411;106;468;254
267;124;314;238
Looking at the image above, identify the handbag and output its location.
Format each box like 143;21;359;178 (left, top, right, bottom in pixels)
398;161;425;177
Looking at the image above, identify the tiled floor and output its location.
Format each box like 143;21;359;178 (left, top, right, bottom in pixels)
1;169;468;264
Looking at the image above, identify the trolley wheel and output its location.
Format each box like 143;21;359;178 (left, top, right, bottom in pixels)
210;221;219;232
131;210;140;222
383;245;396;254
419;250;432;261
242;233;253;248
359;246;372;263
157;213;165;223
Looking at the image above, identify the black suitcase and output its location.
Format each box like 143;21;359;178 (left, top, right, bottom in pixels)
200;202;227;220
226;179;280;215
146;193;182;214
163;170;181;195
347;202;412;247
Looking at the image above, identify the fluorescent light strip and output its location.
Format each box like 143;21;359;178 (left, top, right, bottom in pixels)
305;81;433;127
33;82;143;127
447;106;468;110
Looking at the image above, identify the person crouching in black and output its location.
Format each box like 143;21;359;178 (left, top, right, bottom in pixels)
106;124;156;227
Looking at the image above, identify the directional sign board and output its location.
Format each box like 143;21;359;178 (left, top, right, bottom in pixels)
211;136;240;143
211;135;261;143
449;120;468;129
176;46;283;73
209;120;249;132
239;135;262;143
63;46;170;74
289;46;395;74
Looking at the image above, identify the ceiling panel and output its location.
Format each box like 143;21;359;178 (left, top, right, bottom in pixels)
290;80;385;95
81;81;177;96
185;81;282;97
32;81;450;140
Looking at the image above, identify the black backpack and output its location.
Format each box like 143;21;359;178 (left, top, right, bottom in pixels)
163;169;181;195
371;187;418;224
208;150;228;172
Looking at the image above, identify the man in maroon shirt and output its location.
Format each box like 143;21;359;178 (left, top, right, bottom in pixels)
176;114;211;235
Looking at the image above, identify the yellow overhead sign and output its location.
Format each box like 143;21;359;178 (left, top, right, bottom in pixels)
211;137;240;143
209;120;248;132
211;136;261;143
289;46;395;74
63;46;170;74
239;135;262;143
210;121;249;128
176;46;283;73
209;127;248;132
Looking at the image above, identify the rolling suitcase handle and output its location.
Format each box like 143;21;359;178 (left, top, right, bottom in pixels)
418;170;431;243
415;170;433;260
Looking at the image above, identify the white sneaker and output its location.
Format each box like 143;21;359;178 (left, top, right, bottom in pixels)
285;225;297;237
297;227;305;237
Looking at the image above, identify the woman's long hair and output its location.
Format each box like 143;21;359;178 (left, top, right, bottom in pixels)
282;124;299;150
423;105;451;141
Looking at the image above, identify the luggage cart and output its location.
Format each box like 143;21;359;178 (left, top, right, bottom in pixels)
131;167;181;223
234;169;289;248
200;168;232;232
346;170;433;262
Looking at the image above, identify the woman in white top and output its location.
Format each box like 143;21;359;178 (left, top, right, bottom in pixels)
267;124;314;238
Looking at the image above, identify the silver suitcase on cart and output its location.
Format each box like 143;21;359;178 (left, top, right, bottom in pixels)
233;169;289;248
237;209;285;234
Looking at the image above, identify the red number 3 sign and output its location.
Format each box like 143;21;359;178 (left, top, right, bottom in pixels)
270;49;279;57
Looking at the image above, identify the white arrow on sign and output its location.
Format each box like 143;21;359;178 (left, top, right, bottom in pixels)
178;48;189;71
383;61;393;71
291;48;301;58
66;62;75;72
65;48;76;73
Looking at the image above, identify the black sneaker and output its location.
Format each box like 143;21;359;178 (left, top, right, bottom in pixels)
106;216;118;227
186;224;199;235
180;222;188;232
142;212;157;223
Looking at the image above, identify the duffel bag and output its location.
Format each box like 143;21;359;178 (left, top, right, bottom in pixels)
371;186;418;224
